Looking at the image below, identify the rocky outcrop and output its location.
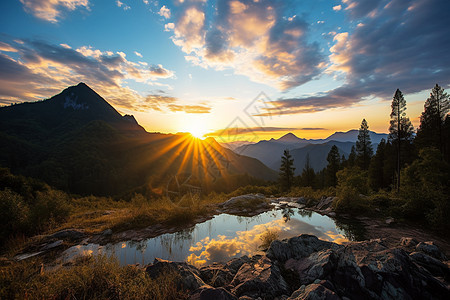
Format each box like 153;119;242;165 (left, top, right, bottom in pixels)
146;234;450;300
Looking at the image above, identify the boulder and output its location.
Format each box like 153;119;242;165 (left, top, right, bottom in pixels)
190;286;237;300
231;255;290;299
146;258;206;291
415;241;447;260
288;280;340;300
315;197;335;211
284;249;339;285
200;264;234;287
410;251;450;279
222;194;266;208
49;229;85;241
267;234;342;263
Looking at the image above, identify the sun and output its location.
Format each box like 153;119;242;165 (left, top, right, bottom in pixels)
186;123;208;139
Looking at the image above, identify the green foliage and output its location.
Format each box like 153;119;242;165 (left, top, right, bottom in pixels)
299;153;316;188
356;119;373;170
368;139;386;191
227;184;279;197
416;84;449;154
0;255;187;300
0;168;70;244
400;147;450;229
325;145;340;187
279;149;295;192
333;167;369;213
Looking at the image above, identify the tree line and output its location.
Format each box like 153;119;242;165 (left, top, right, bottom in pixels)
279;84;450;229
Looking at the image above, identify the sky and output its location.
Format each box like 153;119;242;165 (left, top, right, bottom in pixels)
0;0;449;142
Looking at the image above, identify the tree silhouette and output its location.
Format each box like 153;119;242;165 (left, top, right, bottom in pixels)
279;149;295;191
368;138;386;191
325;145;340;187
300;153;315;187
347;145;356;167
356;119;373;170
416;84;449;155
388;89;414;192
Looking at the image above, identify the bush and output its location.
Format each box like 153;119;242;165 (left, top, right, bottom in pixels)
333;167;369;214
0;189;29;241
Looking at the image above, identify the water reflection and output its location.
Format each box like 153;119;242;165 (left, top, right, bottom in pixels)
60;208;363;267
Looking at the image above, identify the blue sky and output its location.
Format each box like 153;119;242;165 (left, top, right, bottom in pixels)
1;0;449;141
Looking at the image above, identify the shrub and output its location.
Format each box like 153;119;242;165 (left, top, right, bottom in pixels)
259;228;279;250
0;189;29;241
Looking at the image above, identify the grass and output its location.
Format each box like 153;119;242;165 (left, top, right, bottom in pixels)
0;255;188;300
259;228;279;250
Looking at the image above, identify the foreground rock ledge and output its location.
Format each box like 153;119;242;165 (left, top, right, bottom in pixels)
145;234;450;300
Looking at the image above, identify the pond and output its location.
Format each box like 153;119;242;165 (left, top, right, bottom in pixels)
61;207;364;267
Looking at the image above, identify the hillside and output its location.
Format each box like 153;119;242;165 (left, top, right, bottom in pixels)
235;132;386;172
0;83;277;196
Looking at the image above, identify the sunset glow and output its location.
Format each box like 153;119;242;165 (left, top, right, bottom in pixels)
0;0;449;139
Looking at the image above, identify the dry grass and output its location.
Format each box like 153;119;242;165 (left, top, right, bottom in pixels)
0;255;188;299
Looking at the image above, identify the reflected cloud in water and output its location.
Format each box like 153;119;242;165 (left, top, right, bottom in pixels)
60;209;354;267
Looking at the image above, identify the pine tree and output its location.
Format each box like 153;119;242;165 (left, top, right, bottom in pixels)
347;146;356;167
300;153;315;187
416;84;450;154
279;149;295;191
356;119;373;170
325;145;340;187
368;138;386;191
388;89;414;192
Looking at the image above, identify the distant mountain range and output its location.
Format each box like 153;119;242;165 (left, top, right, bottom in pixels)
232;131;388;173
0;83;277;196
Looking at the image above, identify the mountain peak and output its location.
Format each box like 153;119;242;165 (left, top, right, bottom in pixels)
277;132;302;143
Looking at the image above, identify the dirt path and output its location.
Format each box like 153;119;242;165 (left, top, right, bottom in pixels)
357;217;450;257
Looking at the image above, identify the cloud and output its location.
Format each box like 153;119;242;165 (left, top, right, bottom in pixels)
168;104;211;113
20;0;90;23
186;218;348;267
116;0;131;10
167;0;325;90
134;51;143;58
301;127;327;130
142;92;211;114
333;5;342;11
258;0;450;115
158;5;171;18
205;126;298;137
0;38;174;109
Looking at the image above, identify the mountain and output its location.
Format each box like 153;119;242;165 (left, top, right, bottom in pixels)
0;83;277;196
322;130;388;144
220;141;256;151
234;130;387;173
270;141;354;173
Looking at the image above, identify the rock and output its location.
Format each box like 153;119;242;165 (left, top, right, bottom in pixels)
315;197;335;211
231;255;290;299
146;258;206;291
101;229;113;236
399;237;418;248
190;286;237;300
295;197;307;205
222;194;266;208
49;229;85;241
288;280;340;300
40;240;63;251
415;241;447;260
385;217;395;225
200;264;234;287
267;234;342;263
410;252;450;279
284;249;339;285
